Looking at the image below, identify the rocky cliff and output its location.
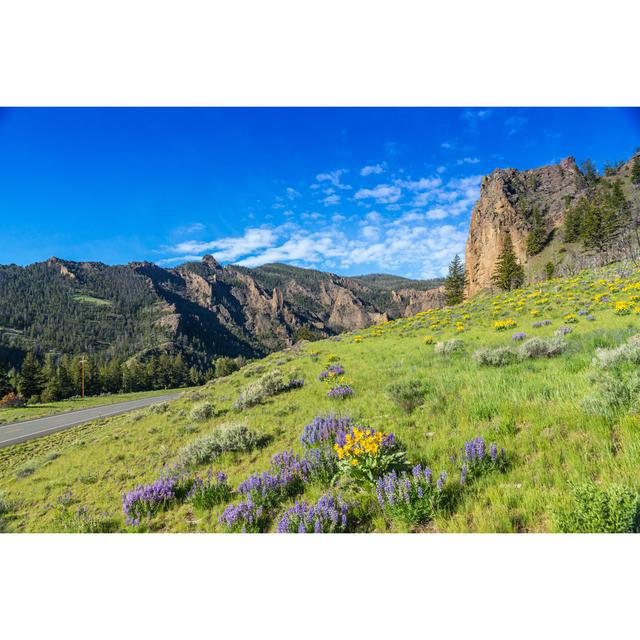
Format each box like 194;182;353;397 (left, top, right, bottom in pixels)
463;152;640;297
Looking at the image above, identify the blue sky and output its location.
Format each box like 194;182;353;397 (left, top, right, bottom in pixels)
1;107;638;279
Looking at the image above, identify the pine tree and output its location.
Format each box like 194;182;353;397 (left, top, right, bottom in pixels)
492;233;525;291
0;364;12;397
444;254;466;305
526;206;547;255
631;155;640;185
18;352;45;401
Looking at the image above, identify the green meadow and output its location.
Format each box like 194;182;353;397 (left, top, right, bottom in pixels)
2;263;640;533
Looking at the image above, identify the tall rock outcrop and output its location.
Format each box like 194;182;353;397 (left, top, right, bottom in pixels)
464;157;585;296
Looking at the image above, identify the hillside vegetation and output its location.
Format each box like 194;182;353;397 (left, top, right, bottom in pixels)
2;263;640;533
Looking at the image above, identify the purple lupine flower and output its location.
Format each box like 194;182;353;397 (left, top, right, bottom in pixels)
490;443;498;463
586;314;595;321
301;415;353;449
327;385;354;399
512;332;527;341
556;326;573;336
577;309;588;316
460;465;468;485
287;378;305;389
437;471;447;491
219;495;265;533
533;319;552;328
277;492;350;533
318;365;345;381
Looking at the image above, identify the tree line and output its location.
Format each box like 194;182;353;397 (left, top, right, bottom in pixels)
0;352;248;405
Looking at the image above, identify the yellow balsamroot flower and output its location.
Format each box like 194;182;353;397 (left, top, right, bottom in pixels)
494;319;517;331
354;335;363;343
614;300;633;315
424;335;434;345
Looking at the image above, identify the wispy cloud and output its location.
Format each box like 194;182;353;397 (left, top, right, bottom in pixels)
505;116;527;135
461;108;492;132
315;169;351;190
354;184;402;204
360;163;384;176
456;157;480;165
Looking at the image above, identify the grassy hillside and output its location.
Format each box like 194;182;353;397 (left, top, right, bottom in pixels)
2;263;640;533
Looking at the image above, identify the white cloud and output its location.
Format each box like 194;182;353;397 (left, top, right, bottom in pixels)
436;165;447;173
163;227;277;263
456;157;480;165
360;163;384;176
354;184;402;204
440;142;454;149
174;222;205;235
316;169;351;190
397;176;442;191
286;187;302;200
323;193;340;206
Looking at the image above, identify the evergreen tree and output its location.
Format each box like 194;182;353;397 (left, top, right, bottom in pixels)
544;261;555;280
444;254;466;306
581;159;599;189
526;206;547;255
631;155;640;185
18;352;45;401
0;364;12;396
492;233;525;291
42;354;62;402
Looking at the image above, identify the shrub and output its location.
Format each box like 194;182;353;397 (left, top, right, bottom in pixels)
188;401;215;422
556;482;640;533
582;370;640;417
335;426;405;486
57;505;119;533
179;423;258;466
386;379;429;413
16;461;39;478
434;339;464;355
518;337;567;359
234;369;288;409
592;335;640;369
376;465;449;525
0;491;8;515
473;346;518;367
148;401;170;415
0;392;26;408
188;471;232;510
277;492;351;533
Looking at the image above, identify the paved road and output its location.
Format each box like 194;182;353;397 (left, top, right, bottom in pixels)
0;393;181;448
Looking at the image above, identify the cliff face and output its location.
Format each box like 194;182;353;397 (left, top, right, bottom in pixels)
464;157;585;296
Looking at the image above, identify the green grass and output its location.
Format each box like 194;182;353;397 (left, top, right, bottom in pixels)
72;294;113;306
0;388;189;425
2;263;640;533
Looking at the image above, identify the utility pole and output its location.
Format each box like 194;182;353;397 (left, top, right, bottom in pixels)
79;357;88;399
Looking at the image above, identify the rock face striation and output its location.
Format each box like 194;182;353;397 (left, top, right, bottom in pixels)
464;157;586;296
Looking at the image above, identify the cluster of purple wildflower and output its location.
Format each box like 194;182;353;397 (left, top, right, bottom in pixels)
457;437;506;484
376;464;448;524
188;470;232;510
318;365;345;381
301;415;353;448
586;314;596;321
577;309;590;316
122;475;178;526
218;495;266;533
277;492;349;533
237;450;311;507
532;319;552;328
511;332;527;341
556;326;573;336
327;385;354;399
287;378;305;389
